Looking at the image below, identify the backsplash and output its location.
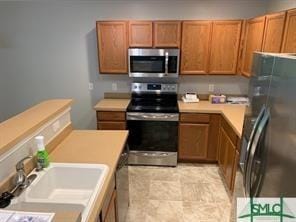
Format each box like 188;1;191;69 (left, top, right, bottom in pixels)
0;109;71;183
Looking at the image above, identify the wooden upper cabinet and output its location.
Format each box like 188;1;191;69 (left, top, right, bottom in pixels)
181;21;212;74
241;16;266;77
129;21;153;47
96;21;128;74
281;8;296;53
154;21;181;48
262;12;286;53
209;20;242;74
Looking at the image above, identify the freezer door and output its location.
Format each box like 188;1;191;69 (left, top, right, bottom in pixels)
260;56;296;197
245;109;270;197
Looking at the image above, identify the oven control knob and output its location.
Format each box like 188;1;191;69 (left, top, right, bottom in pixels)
134;85;137;89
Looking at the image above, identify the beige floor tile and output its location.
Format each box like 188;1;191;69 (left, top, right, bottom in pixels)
127;164;232;222
150;167;180;181
181;183;215;202
182;201;222;221
149;180;182;201
129;177;150;200
125;199;148;222
145;200;184;222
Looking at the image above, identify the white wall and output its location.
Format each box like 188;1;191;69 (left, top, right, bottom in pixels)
266;0;296;12
0;0;268;128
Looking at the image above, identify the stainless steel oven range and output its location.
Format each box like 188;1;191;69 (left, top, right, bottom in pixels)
126;83;179;167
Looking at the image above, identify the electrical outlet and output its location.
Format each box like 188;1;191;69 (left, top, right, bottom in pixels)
88;82;94;91
52;120;60;132
112;83;118;91
209;84;215;93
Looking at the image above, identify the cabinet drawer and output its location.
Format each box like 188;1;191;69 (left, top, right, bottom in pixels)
97;121;126;130
221;117;237;145
180;113;210;123
97;111;126;121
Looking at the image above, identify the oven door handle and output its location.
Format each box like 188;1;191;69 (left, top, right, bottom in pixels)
126;112;179;121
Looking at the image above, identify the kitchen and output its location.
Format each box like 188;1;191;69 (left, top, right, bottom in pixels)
0;0;296;222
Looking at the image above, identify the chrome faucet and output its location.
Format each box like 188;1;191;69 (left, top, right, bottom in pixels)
14;156;32;189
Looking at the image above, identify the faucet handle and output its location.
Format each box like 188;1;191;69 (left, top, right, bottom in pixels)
16;156;32;171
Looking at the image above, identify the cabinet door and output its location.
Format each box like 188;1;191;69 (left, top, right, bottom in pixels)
224;138;236;189
209;20;242;74
241;16;266;77
104;190;117;222
207;114;220;161
262;12;286;53
97;21;128;74
129;21;153;47
179;123;209;160
281;9;296;53
181;21;212;74
218;127;228;174
154;21;181;48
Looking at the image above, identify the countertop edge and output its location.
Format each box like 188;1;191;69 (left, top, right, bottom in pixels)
0;99;73;156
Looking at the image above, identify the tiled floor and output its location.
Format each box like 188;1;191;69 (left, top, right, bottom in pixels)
126;163;232;222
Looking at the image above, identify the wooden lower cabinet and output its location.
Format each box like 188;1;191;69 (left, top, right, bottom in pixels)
218;118;240;192
97;111;126;130
104;190;117;222
100;176;117;222
178;113;219;162
179;123;209;160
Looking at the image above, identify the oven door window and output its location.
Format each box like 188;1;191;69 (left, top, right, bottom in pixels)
127;120;178;152
130;56;165;73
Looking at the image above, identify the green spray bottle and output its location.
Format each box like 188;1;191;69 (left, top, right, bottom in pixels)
35;135;50;168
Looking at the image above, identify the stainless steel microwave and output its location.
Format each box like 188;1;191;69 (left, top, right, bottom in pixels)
128;48;180;78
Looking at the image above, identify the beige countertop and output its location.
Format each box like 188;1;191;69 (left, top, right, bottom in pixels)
94;99;130;111
50;130;129;222
178;101;246;137
95;98;246;137
0;99;73;156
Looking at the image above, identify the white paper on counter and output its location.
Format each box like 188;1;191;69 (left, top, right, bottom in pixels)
0;210;55;222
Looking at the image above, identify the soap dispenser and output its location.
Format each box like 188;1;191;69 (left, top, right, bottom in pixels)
35;135;50;169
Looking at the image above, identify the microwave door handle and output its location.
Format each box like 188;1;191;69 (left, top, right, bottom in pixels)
165;52;169;76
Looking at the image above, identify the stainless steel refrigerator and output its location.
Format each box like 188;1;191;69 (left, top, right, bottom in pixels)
240;52;296;197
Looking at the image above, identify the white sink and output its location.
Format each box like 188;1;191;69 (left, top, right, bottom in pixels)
14;163;109;222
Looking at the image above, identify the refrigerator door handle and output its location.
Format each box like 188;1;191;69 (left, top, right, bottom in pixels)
245;109;270;197
243;105;266;194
